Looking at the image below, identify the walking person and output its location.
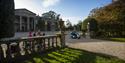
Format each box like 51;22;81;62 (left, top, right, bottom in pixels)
37;30;42;36
33;31;37;36
29;31;33;37
43;32;45;36
28;31;33;52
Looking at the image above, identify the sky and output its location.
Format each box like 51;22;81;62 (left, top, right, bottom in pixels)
14;0;112;25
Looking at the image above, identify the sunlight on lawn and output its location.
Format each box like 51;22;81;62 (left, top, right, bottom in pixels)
24;48;125;63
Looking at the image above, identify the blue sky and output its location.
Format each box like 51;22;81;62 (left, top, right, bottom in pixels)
15;0;112;25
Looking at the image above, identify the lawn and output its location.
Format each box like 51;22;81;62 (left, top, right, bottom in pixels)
22;47;125;63
109;38;125;42
100;38;125;42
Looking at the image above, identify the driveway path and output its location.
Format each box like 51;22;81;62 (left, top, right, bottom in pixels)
66;36;125;60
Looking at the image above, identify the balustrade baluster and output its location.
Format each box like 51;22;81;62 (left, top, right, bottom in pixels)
58;35;62;47
39;38;43;52
43;38;46;50
35;38;41;52
52;37;54;47
60;35;63;47
16;42;21;57
0;44;4;63
10;42;18;58
31;39;35;53
24;40;30;55
19;41;25;55
6;43;12;62
55;37;58;47
0;35;60;62
48;38;50;49
34;39;37;52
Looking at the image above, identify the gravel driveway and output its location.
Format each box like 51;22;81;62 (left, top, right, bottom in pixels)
66;37;125;60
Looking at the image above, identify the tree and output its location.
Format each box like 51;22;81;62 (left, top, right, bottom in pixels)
37;17;45;31
89;0;125;37
66;20;73;31
89;18;98;32
0;0;15;39
42;11;60;22
82;17;98;37
37;11;61;31
81;18;90;32
76;21;82;31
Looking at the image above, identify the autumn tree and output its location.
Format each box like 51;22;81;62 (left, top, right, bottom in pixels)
89;0;125;37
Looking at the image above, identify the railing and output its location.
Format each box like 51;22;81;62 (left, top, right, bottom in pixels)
0;35;63;62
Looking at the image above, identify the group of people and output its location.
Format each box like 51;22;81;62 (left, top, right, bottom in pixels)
28;31;45;37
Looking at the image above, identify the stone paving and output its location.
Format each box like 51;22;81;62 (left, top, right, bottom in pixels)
66;37;125;60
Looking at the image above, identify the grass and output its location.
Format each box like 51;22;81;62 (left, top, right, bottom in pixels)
99;38;125;42
109;38;125;42
21;47;125;63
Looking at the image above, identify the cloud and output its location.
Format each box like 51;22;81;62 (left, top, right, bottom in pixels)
42;0;60;8
15;0;45;15
15;0;61;15
62;16;87;25
15;0;37;9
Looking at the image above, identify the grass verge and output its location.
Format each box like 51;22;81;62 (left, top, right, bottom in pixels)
109;38;125;42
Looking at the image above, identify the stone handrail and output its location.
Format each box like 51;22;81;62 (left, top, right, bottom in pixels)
0;35;62;62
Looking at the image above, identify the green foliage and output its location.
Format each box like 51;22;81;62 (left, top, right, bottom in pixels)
73;21;82;31
89;18;98;32
81;18;90;32
37;11;61;31
66;20;74;31
0;0;15;39
82;18;98;32
37;18;45;31
106;38;125;42
42;11;60;22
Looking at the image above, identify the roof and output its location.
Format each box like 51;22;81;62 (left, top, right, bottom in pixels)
15;8;36;16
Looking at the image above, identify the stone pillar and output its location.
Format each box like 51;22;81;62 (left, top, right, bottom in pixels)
19;16;22;31
27;17;30;31
45;21;48;31
34;17;36;31
51;22;55;31
59;20;65;47
86;22;90;39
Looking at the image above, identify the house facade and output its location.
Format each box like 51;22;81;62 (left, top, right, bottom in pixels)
14;8;60;32
14;8;38;32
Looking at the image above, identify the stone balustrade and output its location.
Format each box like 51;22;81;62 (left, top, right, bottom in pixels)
0;35;63;62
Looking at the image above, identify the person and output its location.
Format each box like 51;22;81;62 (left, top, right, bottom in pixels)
43;32;45;36
37;30;42;36
29;31;32;37
28;31;33;51
33;32;37;36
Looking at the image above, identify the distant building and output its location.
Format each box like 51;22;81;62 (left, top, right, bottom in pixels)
44;20;59;31
38;17;59;31
14;8;38;32
14;8;59;32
